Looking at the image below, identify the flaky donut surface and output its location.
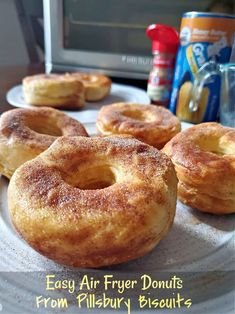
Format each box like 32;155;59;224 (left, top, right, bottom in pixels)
8;136;177;268
96;103;181;149
70;72;112;101
23;74;85;109
162;122;235;214
0;107;88;178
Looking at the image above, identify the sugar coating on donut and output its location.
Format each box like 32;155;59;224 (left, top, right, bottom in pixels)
8;136;177;268
0;107;88;179
96;103;181;149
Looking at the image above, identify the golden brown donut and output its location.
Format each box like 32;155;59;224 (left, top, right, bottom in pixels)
0;107;88;179
96;103;181;149
23;73;85;109
8;136;177;268
162;122;235;215
70;72;111;101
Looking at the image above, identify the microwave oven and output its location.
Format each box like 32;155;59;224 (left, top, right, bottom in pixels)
43;0;218;80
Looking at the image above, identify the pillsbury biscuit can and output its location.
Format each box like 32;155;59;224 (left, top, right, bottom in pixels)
169;12;235;123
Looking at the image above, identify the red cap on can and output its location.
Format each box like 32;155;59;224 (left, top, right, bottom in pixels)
146;24;179;53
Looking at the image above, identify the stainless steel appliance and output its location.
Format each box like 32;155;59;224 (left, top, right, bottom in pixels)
43;0;221;79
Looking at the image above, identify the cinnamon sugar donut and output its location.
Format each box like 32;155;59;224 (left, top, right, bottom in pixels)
8;136;177;268
23;74;85;109
70;72;111;101
97;103;181;149
162;122;235;214
0;107;88;179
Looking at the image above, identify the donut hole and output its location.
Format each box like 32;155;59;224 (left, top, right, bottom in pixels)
27;121;62;136
196;136;230;156
74;165;116;190
122;109;155;122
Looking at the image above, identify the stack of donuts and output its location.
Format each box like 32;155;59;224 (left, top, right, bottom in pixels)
22;72;112;109
0;71;234;268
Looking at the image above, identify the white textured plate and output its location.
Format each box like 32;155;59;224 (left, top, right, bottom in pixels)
6;83;150;124
0;121;234;313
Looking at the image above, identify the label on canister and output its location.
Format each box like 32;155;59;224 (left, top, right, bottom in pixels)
169;12;235;123
147;54;175;106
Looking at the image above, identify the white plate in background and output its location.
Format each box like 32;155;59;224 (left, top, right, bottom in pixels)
6;83;150;124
